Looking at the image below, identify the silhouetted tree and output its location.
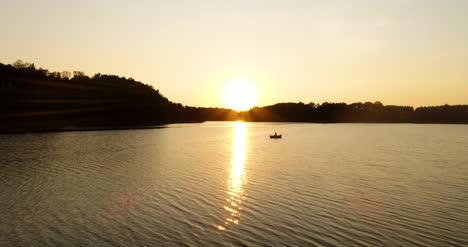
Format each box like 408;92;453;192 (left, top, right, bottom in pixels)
61;71;71;79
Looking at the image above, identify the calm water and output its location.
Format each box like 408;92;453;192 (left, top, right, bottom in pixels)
0;122;467;246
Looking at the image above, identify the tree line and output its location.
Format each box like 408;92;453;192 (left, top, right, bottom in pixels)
0;61;466;133
239;102;468;123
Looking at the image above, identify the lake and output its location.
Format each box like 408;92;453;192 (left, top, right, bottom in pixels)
0;122;467;246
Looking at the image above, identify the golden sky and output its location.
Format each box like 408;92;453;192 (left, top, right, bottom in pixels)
1;0;467;107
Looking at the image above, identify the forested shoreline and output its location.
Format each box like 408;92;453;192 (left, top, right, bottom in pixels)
1;61;467;133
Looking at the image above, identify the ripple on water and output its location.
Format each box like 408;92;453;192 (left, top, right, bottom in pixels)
0;123;467;246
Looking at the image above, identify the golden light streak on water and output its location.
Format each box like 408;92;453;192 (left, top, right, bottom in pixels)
217;121;247;231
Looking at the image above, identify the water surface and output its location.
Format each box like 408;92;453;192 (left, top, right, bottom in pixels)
0;122;467;246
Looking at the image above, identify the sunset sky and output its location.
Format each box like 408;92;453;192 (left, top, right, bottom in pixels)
2;0;467;108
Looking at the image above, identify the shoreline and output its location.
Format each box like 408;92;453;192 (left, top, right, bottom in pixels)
1;121;467;135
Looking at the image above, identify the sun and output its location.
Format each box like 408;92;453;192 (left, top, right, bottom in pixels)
222;79;258;111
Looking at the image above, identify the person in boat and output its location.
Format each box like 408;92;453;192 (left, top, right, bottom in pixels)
270;132;281;138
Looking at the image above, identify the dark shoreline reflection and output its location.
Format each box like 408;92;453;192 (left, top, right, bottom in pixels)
217;122;247;231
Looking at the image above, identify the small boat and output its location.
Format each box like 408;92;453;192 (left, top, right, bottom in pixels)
270;133;282;139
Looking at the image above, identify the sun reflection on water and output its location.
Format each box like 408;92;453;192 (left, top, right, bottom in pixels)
217;121;247;231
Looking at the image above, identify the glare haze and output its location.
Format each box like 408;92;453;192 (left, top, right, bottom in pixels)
1;0;467;107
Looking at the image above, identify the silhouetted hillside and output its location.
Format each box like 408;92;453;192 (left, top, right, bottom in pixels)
1;61;467;133
0;61;237;133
